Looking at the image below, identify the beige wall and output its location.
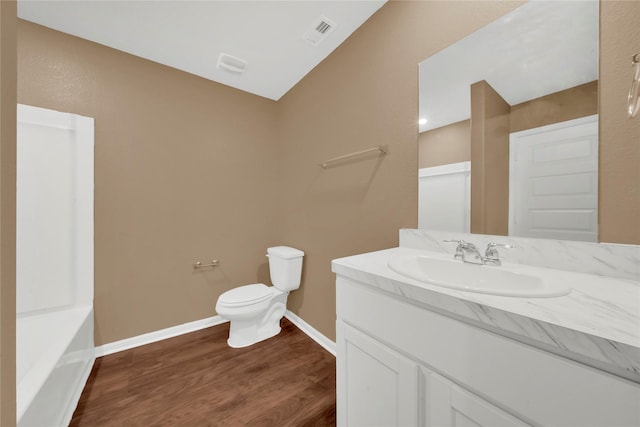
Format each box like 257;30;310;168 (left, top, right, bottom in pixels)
18;20;282;346
278;1;524;340
510;81;598;133
418;120;470;168
0;1;17;425
500;82;597;238
14;1;526;354
599;1;640;244
470;80;510;236
418;82;598;171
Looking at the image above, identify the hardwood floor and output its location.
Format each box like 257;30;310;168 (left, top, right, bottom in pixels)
70;319;336;426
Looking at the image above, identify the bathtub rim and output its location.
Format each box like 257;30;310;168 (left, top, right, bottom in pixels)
16;305;94;423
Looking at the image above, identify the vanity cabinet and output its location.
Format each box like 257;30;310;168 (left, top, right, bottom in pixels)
337;323;418;426
338;321;527;427
420;367;529;427
336;275;640;427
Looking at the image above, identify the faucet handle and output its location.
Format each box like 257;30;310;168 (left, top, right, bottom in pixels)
486;242;515;251
443;239;466;260
444;239;475;246
445;240;480;250
484;242;515;265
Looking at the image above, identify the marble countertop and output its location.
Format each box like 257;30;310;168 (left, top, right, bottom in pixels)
332;247;640;383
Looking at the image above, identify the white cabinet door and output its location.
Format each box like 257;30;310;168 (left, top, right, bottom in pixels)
337;321;419;427
422;369;530;427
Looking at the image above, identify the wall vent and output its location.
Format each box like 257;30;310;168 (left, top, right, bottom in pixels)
217;53;248;74
303;15;337;46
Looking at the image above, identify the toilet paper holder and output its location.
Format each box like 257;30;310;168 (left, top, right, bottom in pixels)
193;259;219;269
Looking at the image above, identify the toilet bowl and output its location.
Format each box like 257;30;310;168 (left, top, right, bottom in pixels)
215;246;304;348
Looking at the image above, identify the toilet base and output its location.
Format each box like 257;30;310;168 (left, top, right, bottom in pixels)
224;292;288;348
227;322;281;348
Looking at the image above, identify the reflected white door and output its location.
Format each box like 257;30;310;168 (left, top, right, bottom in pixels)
418;162;471;232
509;115;598;242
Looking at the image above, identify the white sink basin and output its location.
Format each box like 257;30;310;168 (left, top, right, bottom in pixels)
387;255;570;298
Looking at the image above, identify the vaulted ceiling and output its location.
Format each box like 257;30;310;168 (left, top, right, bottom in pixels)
18;1;387;101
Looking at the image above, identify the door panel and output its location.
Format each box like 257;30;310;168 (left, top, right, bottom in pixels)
423;369;530;427
337;321;418;427
509;115;598;241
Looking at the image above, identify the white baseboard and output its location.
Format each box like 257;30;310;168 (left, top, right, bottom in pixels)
94;315;229;357
94;312;336;358
284;310;336;356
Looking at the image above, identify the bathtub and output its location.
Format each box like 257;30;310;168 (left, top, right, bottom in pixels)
17;306;95;427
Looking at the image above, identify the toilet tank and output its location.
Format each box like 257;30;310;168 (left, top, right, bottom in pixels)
267;246;304;292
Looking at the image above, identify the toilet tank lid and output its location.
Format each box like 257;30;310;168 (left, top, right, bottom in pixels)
267;246;304;259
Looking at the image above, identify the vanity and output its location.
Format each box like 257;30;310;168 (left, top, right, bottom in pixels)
333;230;640;427
335;0;640;424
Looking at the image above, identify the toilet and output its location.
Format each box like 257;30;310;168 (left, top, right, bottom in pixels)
215;246;304;348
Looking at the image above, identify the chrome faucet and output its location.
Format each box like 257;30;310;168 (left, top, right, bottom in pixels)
443;240;484;265
444;240;514;266
483;242;514;266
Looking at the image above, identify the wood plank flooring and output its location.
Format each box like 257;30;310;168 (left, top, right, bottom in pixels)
70;319;336;426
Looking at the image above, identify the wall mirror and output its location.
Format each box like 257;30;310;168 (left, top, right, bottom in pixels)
418;1;599;242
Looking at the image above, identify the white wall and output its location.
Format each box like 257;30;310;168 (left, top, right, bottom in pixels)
418;162;470;233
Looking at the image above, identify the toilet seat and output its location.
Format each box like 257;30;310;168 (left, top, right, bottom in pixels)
217;283;273;307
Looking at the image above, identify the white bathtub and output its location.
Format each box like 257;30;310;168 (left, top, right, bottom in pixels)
17;306;95;427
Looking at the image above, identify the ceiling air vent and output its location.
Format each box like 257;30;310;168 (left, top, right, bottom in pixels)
217;53;248;74
303;15;337;46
